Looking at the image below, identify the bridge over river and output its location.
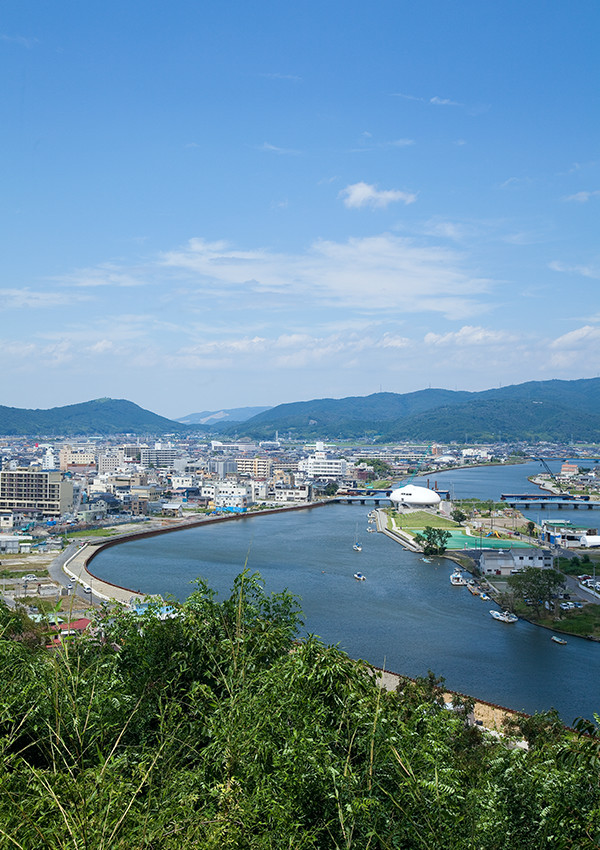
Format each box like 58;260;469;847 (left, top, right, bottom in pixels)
501;494;600;510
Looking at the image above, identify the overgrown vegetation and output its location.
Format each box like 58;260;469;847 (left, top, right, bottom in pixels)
1;571;599;848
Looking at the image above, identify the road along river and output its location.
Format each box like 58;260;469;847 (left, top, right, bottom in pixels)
90;481;600;724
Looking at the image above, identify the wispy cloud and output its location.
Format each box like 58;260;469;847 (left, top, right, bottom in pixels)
0;288;89;309
424;326;515;346
392;92;463;107
160;232;491;319
430;95;463;107
563;190;600;203
257;142;301;155
550;325;600;349
339;182;416;209
260;72;302;82
548;260;600;280
499;176;534;189
391;92;487;116
0;33;38;48
351;133;415;152
50;264;147;288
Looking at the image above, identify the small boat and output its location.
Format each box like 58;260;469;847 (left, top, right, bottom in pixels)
489;610;518;623
480;592;490;601
353;523;362;552
367;527;376;533
421;557;432;563
551;635;567;645
450;569;467;586
354;572;366;581
353;543;362;552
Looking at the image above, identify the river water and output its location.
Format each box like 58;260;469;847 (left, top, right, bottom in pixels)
91;459;600;723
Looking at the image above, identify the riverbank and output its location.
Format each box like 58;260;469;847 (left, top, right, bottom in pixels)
62;501;330;601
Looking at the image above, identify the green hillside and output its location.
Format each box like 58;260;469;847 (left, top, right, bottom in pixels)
0;398;193;436
233;377;600;442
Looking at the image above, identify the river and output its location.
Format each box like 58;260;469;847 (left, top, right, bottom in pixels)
91;458;600;723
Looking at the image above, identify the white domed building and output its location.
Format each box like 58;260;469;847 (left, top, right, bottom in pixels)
389;485;441;508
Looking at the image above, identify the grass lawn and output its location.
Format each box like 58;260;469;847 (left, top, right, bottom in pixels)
66;528;118;538
392;511;460;530
518;603;600;638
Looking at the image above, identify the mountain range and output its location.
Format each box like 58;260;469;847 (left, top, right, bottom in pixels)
225;378;600;443
1;378;599;441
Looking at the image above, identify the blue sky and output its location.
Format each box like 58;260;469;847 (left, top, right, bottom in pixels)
1;1;599;418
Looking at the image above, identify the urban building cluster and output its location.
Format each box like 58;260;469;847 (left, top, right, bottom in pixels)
0;433;597;549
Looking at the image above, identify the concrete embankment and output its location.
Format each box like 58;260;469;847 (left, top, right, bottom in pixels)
375;508;422;551
375;667;527;732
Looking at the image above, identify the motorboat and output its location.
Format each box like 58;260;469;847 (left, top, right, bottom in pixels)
551;635;567;645
421;557;432;563
353;543;362;552
450;569;467;586
354;572;366;581
353;523;362;552
480;592;490;601
367;527;376;533
489;610;518;623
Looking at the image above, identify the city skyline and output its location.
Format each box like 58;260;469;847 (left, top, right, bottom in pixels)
2;1;599;418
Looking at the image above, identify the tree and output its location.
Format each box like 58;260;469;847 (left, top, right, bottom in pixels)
363;458;393;479
508;567;565;619
324;480;339;496
451;507;467;524
527;520;536;537
414;526;452;556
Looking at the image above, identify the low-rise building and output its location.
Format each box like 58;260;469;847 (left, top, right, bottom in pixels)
480;548;553;576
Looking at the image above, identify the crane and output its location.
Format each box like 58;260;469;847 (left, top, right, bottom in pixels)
534;457;566;495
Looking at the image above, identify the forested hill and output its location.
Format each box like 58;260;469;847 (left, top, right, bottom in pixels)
230;377;600;441
0;398;193;436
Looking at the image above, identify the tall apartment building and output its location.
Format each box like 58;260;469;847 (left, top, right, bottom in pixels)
0;468;74;517
59;445;98;470
140;447;177;468
236;457;273;478
298;452;347;479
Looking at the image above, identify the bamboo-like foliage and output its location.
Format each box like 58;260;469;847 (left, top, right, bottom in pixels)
0;572;599;849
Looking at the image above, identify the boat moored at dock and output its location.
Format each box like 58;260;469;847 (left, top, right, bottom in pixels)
490;610;518;624
450;569;468;586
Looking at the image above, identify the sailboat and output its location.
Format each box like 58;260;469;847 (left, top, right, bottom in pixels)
353;523;362;552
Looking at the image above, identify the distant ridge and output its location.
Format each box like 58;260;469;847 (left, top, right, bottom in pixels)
2;378;600;440
227;377;600;442
0;398;192;436
176;406;271;426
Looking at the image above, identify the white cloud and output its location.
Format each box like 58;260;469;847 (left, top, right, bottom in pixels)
0;289;90;309
563;190;600;203
51;265;146;288
548;260;600;279
430;95;462;107
0;33;38;48
548;325;600;369
550;325;600;349
160;233;491;319
424;326;515;346
339;182;417;209
257;142;301;155
380;333;410;348
260;72;302;81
